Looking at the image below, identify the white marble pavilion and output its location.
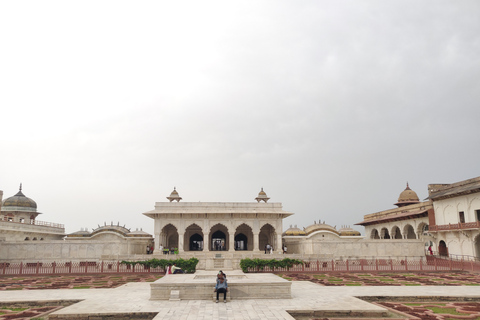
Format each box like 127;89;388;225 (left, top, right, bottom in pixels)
143;188;293;253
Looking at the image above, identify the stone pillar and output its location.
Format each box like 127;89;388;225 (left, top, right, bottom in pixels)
276;233;283;254
178;232;184;253
253;233;260;251
229;232;235;252
204;232;210;252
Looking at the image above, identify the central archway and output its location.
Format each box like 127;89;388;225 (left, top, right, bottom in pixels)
212;230;226;251
210;224;229;251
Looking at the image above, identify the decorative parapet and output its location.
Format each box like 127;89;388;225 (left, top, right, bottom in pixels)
0;219;65;235
429;221;480;232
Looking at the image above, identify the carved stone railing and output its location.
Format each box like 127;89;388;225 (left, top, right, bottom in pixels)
0;219;64;229
429;221;480;232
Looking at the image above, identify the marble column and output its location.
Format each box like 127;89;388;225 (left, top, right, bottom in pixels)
204;232;210;252
178;232;184;253
228;232;235;252
276;233;283;254
253;233;260;251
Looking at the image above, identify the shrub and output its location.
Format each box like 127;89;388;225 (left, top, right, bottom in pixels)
121;258;199;273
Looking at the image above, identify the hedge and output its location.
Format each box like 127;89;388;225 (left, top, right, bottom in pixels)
121;258;199;273
239;258;304;273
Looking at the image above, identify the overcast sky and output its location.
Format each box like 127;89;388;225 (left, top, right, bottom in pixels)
1;1;479;236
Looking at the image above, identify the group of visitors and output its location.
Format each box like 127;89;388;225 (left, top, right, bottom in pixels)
264;244;273;254
146;244;154;254
159;244;178;254
214;240;225;251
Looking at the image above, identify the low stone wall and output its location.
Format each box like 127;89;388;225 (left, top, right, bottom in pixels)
0;240;150;262
284;239;425;258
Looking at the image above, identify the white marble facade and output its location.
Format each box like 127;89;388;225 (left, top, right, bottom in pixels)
143;189;292;254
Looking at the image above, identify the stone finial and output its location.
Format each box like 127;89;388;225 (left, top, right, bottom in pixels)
255;187;270;203
167;187;182;202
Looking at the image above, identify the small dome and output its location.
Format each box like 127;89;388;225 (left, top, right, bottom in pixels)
305;222;339;235
395;183;420;207
255;188;270;203
167;187;182;202
283;225;306;236
338;226;361;237
1;185;37;212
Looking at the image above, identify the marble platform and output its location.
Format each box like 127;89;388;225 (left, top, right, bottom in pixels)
150;270;292;300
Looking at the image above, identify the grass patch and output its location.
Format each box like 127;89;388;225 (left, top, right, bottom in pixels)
377;278;395;282
465;283;480;286
313;274;326;278
6;287;23;290
356;274;372;277
327;278;343;282
404;283;421;286
73;286;91;289
345;283;362;286
425;307;466;315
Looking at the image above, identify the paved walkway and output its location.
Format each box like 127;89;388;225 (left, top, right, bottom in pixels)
1;281;480;319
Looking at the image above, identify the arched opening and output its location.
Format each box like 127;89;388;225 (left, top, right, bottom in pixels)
210;224;229;251
404;224;416;239
439;240;448;256
184;224;203;251
24;237;29;241
235;223;253;251
381;227;390;239
161;224;179;252
418;223;429;238
212;230;226;251
259;224;276;251
475;235;480;259
235;234;248;250
370;229;380;239
189;233;203;251
391;226;402;239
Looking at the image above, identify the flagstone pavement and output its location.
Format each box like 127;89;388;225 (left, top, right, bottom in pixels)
0;281;480;319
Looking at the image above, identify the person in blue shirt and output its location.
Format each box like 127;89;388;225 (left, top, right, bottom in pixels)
214;274;228;303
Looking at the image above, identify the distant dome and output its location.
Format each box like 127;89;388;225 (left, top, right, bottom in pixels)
283;225;306;236
394;183;420;207
338;226;361;237
1;185;37;212
305;221;339;235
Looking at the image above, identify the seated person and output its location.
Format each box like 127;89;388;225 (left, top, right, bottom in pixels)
171;263;184;274
214;275;228;303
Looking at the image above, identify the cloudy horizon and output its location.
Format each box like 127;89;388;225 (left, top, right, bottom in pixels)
1;1;479;236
